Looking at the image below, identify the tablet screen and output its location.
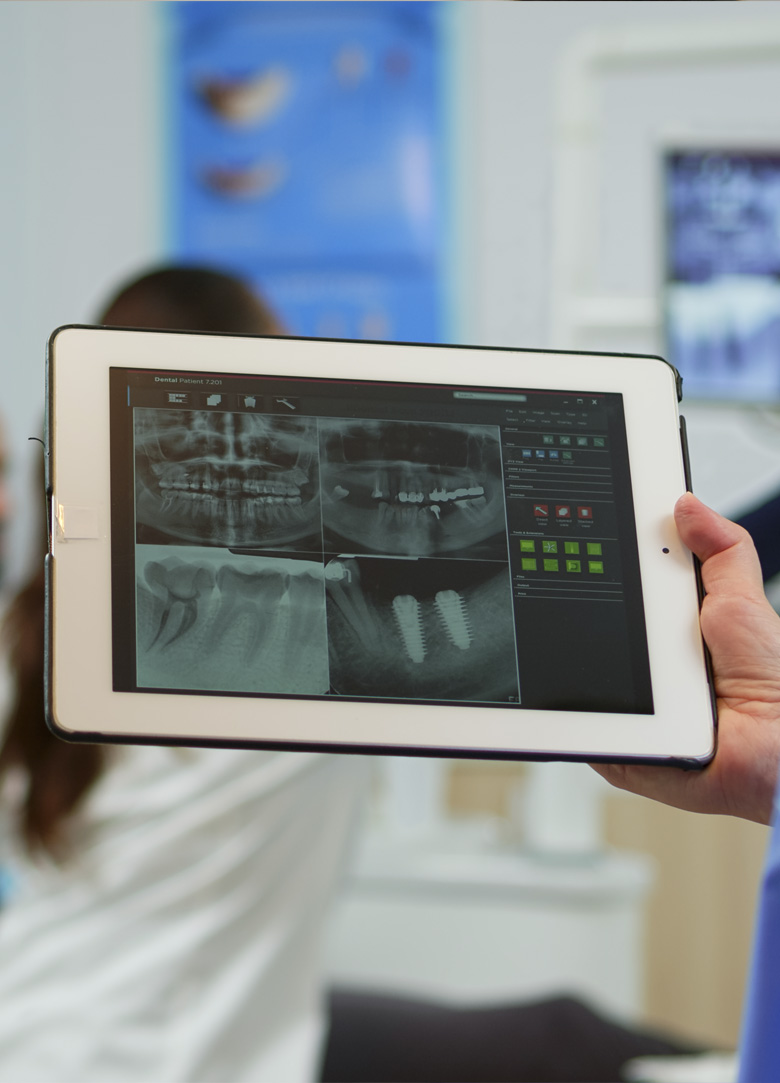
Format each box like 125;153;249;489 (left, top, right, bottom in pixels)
109;366;653;715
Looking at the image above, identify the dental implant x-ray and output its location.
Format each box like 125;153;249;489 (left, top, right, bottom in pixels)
134;409;321;552
319;419;508;558
325;556;519;702
136;548;329;694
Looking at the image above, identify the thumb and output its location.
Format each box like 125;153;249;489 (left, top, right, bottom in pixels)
674;492;765;601
675;493;780;692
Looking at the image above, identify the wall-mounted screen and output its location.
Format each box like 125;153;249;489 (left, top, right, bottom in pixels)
663;147;780;402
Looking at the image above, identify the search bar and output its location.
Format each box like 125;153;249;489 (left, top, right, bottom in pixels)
453;392;527;402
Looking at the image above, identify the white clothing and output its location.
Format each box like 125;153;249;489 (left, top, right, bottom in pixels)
0;745;368;1082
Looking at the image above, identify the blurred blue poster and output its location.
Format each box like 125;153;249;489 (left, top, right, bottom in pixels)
167;1;445;342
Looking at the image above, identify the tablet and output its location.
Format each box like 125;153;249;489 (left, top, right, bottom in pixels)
45;327;716;765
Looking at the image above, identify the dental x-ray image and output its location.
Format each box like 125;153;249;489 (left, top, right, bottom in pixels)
136;547;329;694
665;149;780;399
325;556;519;702
134;409;321;551
318;419;507;558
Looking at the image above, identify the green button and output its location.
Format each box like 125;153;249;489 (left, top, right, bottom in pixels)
576;436;589;447
588;561;604;574
586;542;602;556
593;437;606;448
564;541;580;555
542;540;558;554
559;436;571;446
565;560;581;573
562;451;573;461
521;558;537;571
542;434;555;445
543;559;559;572
520;539;536;552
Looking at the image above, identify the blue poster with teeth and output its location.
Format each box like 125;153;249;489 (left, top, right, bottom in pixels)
166;1;444;342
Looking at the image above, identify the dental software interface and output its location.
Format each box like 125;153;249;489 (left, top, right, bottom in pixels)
109;366;653;715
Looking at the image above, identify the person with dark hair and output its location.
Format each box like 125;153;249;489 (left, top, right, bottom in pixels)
0;266;368;1082
98;265;286;338
5;269;780;1080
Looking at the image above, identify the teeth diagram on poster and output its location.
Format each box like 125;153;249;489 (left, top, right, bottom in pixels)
325;557;519;703
135;548;329;694
134;409;321;551
318;418;508;558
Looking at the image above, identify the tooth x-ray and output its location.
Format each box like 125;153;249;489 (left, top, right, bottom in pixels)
319;419;506;558
136;547;329;694
664;148;780;401
325;557;519;702
131;408;514;699
134;410;321;550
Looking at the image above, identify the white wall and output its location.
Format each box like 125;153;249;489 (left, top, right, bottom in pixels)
462;0;780;521
0;1;164;584
3;0;780;583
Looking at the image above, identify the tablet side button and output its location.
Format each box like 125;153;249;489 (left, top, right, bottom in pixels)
680;415;718;737
679;414;693;493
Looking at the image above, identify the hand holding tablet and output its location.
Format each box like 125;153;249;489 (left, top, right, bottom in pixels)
594;492;780;823
45;329;716;764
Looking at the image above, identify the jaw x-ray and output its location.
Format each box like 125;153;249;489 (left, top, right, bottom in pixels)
136;548;329;695
319;419;506;559
325;557;518;702
134;409;321;551
131;404;518;703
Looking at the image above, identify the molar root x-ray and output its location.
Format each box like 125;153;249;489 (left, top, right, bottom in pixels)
319;419;507;558
136;548;329;694
134;409;320;550
326;557;519;702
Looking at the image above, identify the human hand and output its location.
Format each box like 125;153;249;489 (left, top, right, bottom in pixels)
593;492;780;824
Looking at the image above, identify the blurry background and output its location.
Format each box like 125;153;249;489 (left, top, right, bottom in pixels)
1;0;779;1053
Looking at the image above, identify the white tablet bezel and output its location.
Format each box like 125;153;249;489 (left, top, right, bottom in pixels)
46;326;716;765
